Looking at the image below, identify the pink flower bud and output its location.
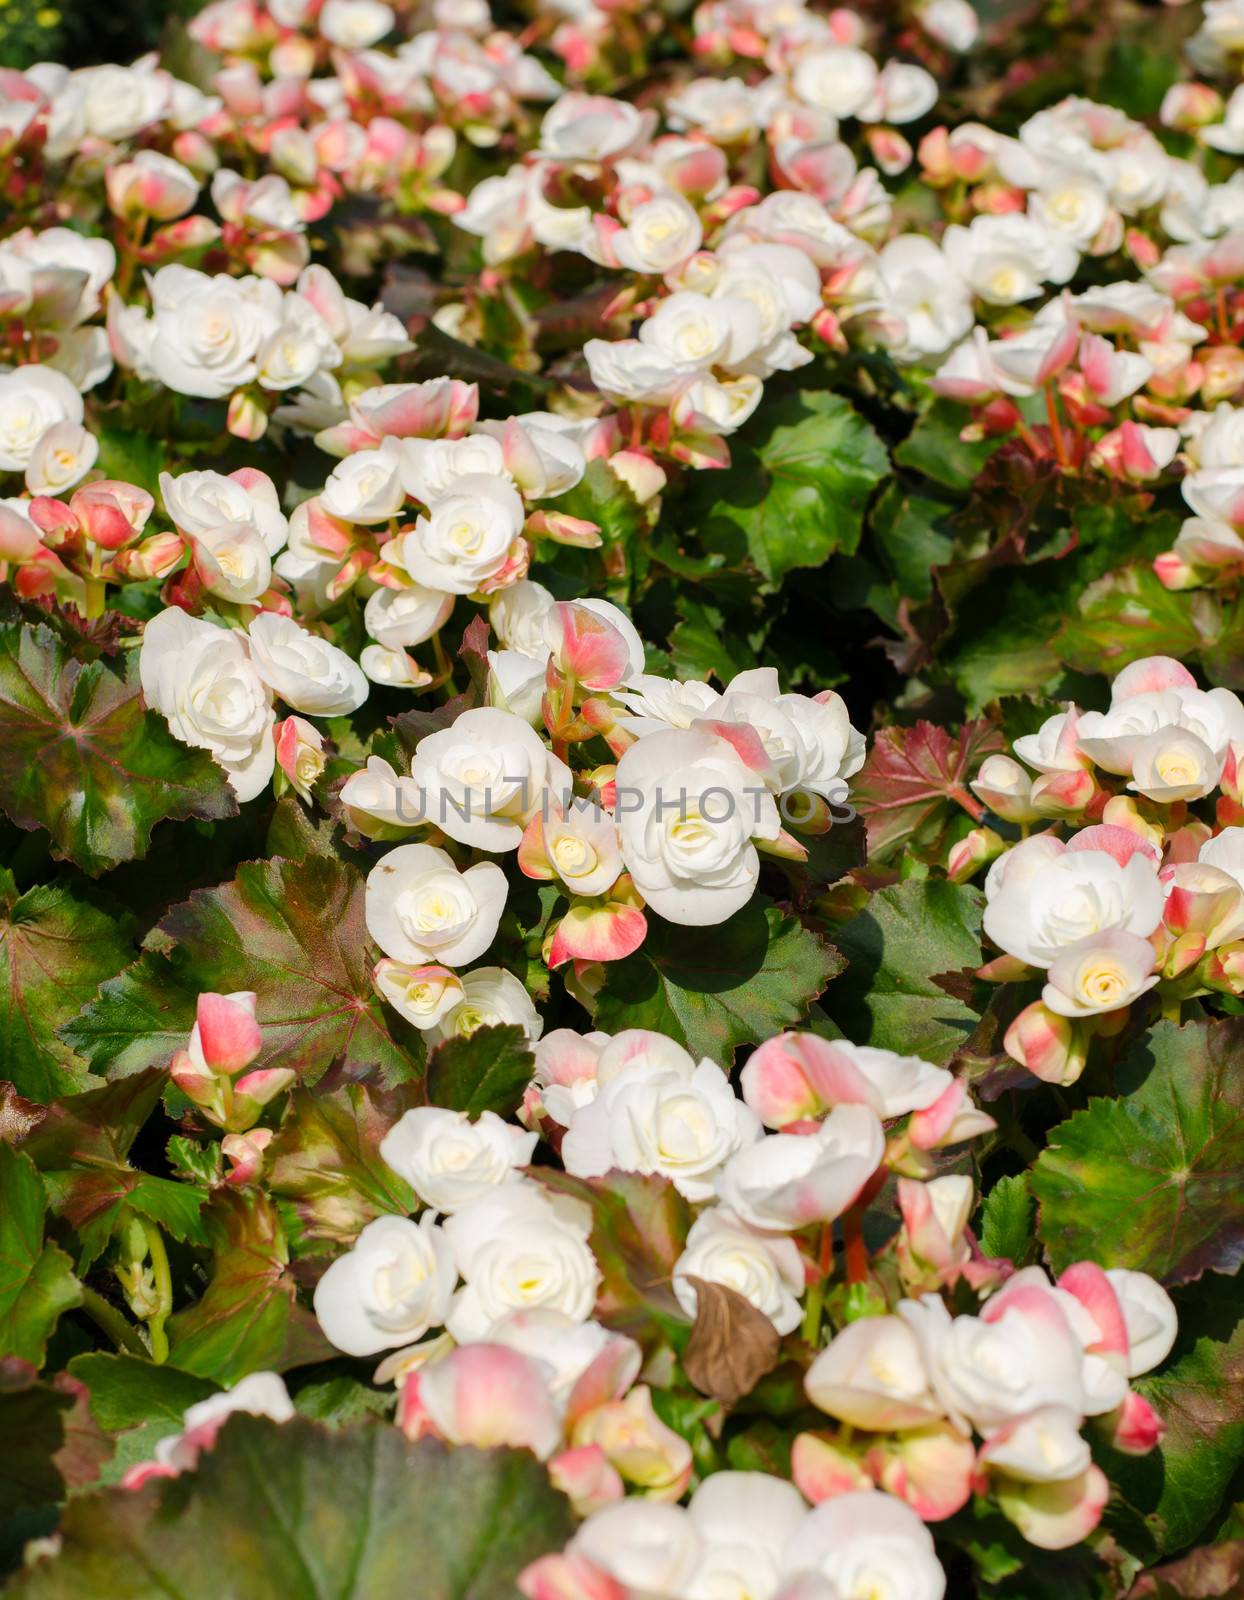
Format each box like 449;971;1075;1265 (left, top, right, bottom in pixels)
865;126;913;176
70;481;154;551
547;600;637;691
865;1422;975;1521
233;1067;295;1117
400;1345;564;1461
1160;82;1224;130
897;1175;974;1291
0;503;42;562
547;902;648;968
1090;421;1180;482
106;152;200;221
1029;767;1098;819
1004;1001;1088;1085
571;1386;692;1501
526;510;603;549
168;1047;223;1111
969;755;1039;823
548;1446;625;1517
274;715;326;802
947;826;1004;882
740;1032;881;1128
194;991;262;1075
227;389;269;441
221;1127;273;1185
608;449;666;504
1103;1389;1165;1455
112;531;186;581
791;1431;873;1503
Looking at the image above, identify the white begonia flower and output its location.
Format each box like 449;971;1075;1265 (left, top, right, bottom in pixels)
920;0;980;51
360;645;431;689
612;193;704;274
673;1207;805;1335
688;1473;809;1599
978;1405;1091;1483
1106;1269;1178;1376
1074;691;1188;774
557;1500;704;1597
474;415;586;500
899;1291;1086;1435
399;474;526;594
339;755;426;833
490;578;556;659
364;584;454;650
154;1373;295;1473
76;62;169;141
408;705;572;852
792;45;879;119
716;1105;886;1231
522;798;624;898
23;421;98;497
247;612;369;715
781;1491;946;1600
398;435;508;504
1128;727;1222;802
713;242;822;341
942;213;1078;305
444;1180;599;1341
365;842;508;967
160;468;288;556
380;1107;537;1213
256;299;342;392
1028;170;1112;250
865;61;939;125
806;1314;944;1430
321;440;407;524
488;650;546;725
147;267;280;401
1041;930;1159;1018
825;1042;954;1117
638;291;763;373
539;92;655;163
1198;826;1244;892
715;667;866;800
372;961;463;1031
561;1056;761;1202
425;966;543;1045
319;0;395;48
4;227;115;326
877;234;974;361
614;674;723;736
193;522;273;605
671;372;765;434
313;1213;455;1358
139;608;275;803
983;836;1164;969
613;728;782;926
0;366;85;471
583;338;682;404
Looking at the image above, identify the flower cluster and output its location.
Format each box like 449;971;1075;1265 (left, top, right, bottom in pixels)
2;0;1237;1595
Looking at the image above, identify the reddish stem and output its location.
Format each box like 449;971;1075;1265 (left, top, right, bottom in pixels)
1044;382;1069;469
843;1205;869;1286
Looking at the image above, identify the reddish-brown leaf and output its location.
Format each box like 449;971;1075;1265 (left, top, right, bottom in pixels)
852;718;1004;862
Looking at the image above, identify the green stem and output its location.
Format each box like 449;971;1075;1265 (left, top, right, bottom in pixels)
80;1287;147;1357
801;1275;825;1348
82;574;107;621
142;1221;173;1365
1160;994;1183;1025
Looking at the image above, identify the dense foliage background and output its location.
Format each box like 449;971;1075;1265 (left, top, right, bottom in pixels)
2;0;1244;1597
